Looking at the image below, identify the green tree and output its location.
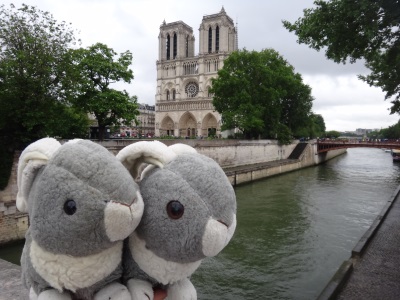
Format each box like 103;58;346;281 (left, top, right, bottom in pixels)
0;4;89;189
68;43;139;140
0;4;88;149
325;130;341;139
283;0;400;113
210;49;314;142
379;121;400;139
294;113;326;139
308;113;326;138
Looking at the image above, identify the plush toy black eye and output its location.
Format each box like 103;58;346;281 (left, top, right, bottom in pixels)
166;201;184;219
64;199;77;215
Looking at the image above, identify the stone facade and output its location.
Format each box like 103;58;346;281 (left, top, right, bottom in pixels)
0;151;19;204
120;103;155;137
0;152;29;244
155;7;237;138
0;202;28;244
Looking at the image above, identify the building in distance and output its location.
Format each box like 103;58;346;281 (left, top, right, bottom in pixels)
155;7;238;138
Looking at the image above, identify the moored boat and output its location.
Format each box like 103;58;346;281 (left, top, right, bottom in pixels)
392;149;400;162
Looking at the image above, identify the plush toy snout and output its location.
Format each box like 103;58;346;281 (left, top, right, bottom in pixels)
104;190;144;242
202;215;237;257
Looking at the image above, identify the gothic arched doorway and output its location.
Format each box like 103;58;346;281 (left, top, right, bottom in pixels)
202;113;218;137
179;112;197;138
160;115;175;136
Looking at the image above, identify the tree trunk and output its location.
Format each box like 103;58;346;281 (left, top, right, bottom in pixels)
98;125;106;141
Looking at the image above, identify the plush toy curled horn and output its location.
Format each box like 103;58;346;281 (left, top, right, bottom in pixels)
16;137;62;213
117;140;196;181
117;140;237;300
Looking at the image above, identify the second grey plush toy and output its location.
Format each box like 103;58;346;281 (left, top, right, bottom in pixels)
117;141;237;300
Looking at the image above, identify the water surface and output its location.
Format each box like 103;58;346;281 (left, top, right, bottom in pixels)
193;148;400;299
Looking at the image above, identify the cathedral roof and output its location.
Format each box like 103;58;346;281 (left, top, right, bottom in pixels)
202;6;233;24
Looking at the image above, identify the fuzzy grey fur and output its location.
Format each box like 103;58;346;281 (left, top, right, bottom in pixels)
20;139;141;299
123;151;237;293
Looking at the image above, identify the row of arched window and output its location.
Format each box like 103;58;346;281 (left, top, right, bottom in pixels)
166;33;191;60
166;89;176;101
183;61;198;75
205;58;219;73
163;64;176;76
165;24;220;60
208;26;220;54
166;33;177;60
163;86;213;100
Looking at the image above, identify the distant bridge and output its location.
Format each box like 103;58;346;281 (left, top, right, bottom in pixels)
317;140;400;153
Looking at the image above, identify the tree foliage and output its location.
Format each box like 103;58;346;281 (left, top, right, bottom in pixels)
379;120;400;139
67;43;139;140
0;3;91;189
311;113;326;137
210;49;315;142
324;130;341;139
0;4;89;151
0;4;141;187
295;113;326;139
283;0;400;113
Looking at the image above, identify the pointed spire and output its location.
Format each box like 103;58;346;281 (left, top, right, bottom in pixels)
162;19;166;26
220;6;226;14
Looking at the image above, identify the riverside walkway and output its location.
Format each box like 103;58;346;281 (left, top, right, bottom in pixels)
319;185;400;299
0;259;27;299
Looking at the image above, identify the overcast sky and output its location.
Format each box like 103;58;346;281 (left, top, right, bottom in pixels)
4;0;399;132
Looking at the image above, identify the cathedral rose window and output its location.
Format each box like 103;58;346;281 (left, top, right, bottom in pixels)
185;82;199;97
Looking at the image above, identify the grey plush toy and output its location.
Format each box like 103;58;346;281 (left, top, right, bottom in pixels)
117;141;237;300
16;138;145;300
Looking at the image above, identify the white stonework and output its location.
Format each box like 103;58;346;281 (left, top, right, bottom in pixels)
155;7;237;138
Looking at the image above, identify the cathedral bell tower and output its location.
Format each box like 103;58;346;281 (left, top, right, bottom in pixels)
155;7;237;138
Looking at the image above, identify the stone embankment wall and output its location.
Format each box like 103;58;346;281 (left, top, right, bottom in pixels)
0;151;29;245
0;203;28;245
223;142;346;186
0;139;344;245
0;152;19;205
197;141;296;167
99;139;297;167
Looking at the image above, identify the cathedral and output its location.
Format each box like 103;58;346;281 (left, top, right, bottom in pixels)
154;7;238;138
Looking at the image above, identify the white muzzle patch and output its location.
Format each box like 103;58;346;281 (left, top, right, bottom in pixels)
104;191;144;242
202;214;237;257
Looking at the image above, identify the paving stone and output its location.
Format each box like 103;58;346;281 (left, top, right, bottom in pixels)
0;259;28;300
336;193;400;300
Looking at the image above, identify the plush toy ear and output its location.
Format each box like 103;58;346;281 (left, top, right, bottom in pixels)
168;143;197;155
116;141;177;180
16;138;61;213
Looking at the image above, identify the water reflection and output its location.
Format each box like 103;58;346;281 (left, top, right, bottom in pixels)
0;240;24;265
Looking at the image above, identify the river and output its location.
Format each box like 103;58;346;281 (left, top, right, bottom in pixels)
1;147;399;299
192;147;400;299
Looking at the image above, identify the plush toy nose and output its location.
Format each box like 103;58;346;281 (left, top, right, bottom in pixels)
104;191;144;242
201;214;237;257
